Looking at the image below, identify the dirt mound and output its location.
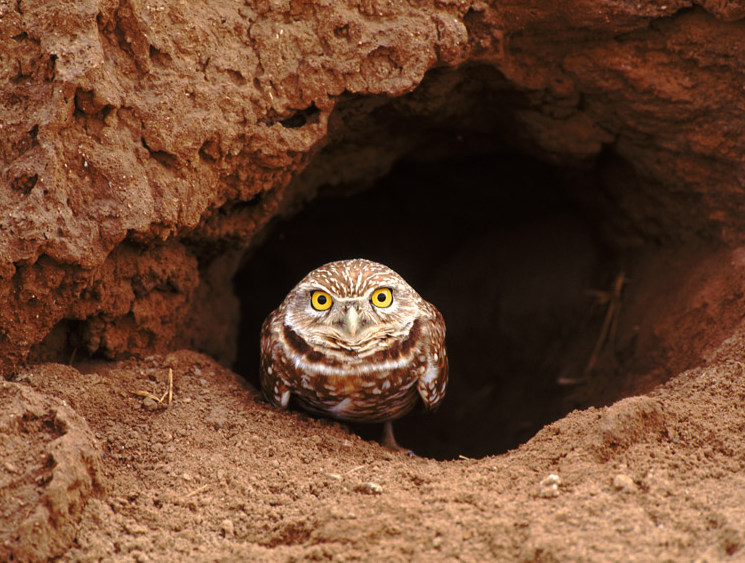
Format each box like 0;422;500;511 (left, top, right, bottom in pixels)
1;347;737;561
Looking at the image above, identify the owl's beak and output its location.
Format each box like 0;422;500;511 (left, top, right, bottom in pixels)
342;305;361;337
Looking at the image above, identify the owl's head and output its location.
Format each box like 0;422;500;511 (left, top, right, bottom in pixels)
281;259;425;350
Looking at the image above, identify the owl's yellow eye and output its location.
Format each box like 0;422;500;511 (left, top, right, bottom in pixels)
311;290;333;311
371;287;393;308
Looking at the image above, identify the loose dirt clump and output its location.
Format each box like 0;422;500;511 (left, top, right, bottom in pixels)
0;377;103;562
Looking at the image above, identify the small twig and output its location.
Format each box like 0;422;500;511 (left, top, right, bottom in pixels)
585;272;627;374
183;483;209;498
157;368;173;404
343;465;366;475
458;454;474;461
132;390;163;401
167;368;173;404
132;367;174;406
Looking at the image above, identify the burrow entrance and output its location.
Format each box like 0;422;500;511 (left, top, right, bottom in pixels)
234;151;735;460
233;67;739;460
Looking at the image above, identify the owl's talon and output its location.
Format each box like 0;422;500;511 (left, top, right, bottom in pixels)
380;420;413;455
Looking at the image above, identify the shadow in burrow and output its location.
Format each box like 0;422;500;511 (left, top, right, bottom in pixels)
232;151;648;460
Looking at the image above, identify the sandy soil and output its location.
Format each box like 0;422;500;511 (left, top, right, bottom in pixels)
3;338;745;561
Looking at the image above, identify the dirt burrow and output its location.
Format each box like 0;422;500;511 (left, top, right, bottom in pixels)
3;1;745;560
2;1;745;374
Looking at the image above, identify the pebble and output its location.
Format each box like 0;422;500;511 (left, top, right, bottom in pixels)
159;432;173;443
124;522;148;535
206;407;228;430
354;482;383;495
142;397;159;410
537;474;561;498
612;474;637;493
220;519;234;537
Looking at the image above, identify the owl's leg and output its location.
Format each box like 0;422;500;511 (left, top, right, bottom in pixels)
380;421;413;455
380;421;398;449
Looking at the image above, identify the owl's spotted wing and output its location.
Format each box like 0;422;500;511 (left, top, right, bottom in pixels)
259;310;292;409
416;307;448;411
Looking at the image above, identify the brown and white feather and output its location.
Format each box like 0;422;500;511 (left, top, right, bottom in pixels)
260;259;448;425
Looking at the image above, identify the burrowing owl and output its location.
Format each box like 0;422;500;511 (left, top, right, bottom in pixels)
260;259;448;450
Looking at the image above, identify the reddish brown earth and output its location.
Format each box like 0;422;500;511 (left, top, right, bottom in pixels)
3;0;745;561
2;340;745;561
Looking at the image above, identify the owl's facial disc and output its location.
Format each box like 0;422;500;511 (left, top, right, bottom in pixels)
288;276;411;349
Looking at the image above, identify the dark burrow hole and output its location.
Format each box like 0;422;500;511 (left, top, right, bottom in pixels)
279;103;320;128
233;150;659;460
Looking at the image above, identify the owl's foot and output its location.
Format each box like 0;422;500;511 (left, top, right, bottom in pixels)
380;421;414;456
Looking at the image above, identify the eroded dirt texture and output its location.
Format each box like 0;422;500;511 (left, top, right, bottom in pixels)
2;0;745;370
3;0;745;560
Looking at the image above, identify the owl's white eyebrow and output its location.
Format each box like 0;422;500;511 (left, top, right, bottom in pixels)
321;296;370;303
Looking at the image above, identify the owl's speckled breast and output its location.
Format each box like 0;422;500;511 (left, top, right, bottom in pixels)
288;359;426;423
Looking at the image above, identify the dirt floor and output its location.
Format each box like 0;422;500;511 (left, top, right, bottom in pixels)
3;330;745;562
